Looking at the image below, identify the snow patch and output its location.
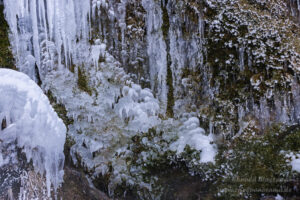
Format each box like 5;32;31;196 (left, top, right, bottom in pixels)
291;154;300;173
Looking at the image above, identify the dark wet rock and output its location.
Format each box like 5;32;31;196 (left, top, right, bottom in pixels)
57;166;110;200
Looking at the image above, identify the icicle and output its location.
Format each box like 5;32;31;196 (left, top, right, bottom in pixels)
291;0;296;16
280;95;289;124
238;105;245;134
209;118;214;135
239;45;245;71
247;48;252;70
118;0;127;65
291;77;300;123
30;0;41;68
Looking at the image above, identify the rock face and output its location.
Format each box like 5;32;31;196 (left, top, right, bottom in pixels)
1;0;300;199
57;166;110;200
67;0;300;138
0;164;110;200
113;0;300;136
4;0;300;136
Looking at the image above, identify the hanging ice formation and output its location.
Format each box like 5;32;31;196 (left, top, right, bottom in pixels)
3;0;91;81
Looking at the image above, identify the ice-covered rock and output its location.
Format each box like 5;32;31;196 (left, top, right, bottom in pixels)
0;69;66;196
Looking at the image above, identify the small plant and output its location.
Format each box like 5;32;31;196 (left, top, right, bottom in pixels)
77;66;92;95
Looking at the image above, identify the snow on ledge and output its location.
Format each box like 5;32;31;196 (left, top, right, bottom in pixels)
0;69;66;196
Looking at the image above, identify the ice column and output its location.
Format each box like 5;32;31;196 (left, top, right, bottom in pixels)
142;0;168;109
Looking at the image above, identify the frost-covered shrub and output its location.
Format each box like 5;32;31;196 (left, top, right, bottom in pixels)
115;83;160;132
101;117;218;198
214;124;300;199
170;117;216;163
44;51;217;198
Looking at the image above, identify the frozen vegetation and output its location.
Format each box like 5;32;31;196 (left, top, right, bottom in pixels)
170;117;216;163
43;43;217;196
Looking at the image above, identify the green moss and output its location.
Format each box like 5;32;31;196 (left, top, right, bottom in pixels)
161;0;170;40
69;57;75;73
275;125;300;151
46;91;74;166
98;55;105;63
160;0;174;118
70;64;75;73
166;63;174;118
77;66;92;95
0;5;15;69
47;90;74;127
63;135;76;165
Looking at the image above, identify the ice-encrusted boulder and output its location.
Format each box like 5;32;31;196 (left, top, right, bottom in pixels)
0;69;66;196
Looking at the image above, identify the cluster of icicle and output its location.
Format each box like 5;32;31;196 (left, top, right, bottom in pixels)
3;0;91;81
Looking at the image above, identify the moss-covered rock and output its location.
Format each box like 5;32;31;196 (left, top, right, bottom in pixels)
168;0;300;138
0;5;15;69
